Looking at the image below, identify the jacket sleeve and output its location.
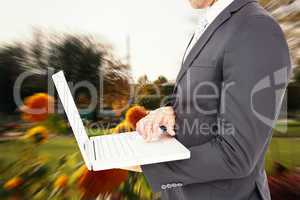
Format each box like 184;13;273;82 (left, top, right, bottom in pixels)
141;15;291;192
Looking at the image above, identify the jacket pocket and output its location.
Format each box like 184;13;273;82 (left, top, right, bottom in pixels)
191;56;217;68
209;180;232;191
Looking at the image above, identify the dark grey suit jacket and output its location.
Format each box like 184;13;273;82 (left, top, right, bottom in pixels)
141;0;291;199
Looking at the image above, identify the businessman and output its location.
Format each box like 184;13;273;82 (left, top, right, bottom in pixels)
127;0;291;199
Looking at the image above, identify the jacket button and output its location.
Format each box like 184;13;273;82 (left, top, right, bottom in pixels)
161;185;167;190
171;183;177;188
177;183;183;187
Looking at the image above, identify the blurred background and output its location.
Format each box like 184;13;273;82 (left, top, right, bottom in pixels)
0;0;299;199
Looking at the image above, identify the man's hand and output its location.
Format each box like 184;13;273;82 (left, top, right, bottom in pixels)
136;106;176;141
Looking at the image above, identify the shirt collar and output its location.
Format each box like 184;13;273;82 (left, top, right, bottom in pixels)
197;0;235;26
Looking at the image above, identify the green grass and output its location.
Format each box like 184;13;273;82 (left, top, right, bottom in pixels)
0;136;299;175
265;137;300;173
0;136;78;175
39;136;77;160
273;119;300;137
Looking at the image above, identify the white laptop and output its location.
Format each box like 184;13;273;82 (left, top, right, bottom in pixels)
52;71;190;171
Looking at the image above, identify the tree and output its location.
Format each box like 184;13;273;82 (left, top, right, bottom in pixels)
0;32;132;118
27;29;47;70
102;58;131;110
294;67;300;82
0;44;27;113
48;34;131;117
154;75;168;85
48;35;102;91
137;75;150;85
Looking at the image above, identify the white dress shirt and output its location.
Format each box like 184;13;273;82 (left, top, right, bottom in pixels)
183;0;235;61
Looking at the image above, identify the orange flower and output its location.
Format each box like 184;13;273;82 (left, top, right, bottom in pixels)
78;166;128;198
23;126;49;144
125;106;148;129
54;175;69;189
3;177;23;190
113;121;133;134
72;165;87;181
21;93;54;122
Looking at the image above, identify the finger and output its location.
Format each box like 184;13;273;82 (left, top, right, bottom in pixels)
166;115;176;136
136;121;141;134
139;118;148;140
162;106;174;116
161;115;170;132
136;119;143;133
153;115;163;137
145;120;153;142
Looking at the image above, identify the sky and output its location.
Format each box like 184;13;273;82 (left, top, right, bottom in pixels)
0;0;199;81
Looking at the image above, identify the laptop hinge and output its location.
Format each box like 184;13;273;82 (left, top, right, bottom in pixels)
83;141;94;170
92;140;97;160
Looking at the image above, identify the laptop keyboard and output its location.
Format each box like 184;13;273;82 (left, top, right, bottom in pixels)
92;133;143;160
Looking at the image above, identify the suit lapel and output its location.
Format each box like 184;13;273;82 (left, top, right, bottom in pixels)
174;10;231;87
174;0;258;91
181;34;195;66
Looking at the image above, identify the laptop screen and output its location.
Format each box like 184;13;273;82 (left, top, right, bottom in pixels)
52;71;91;169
